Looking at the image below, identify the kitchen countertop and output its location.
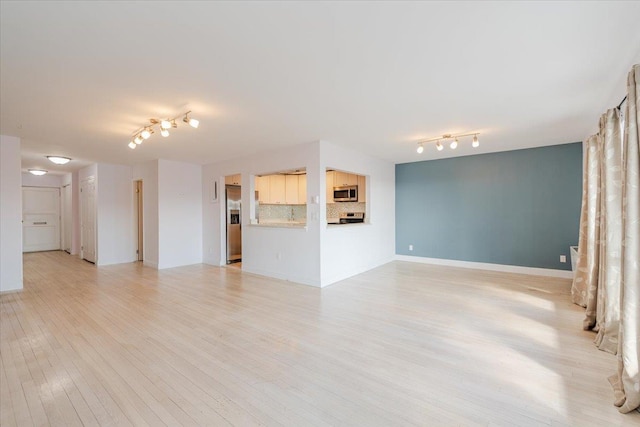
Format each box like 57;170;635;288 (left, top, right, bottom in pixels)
252;219;307;228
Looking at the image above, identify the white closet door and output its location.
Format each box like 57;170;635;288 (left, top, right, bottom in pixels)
22;187;60;252
80;177;96;263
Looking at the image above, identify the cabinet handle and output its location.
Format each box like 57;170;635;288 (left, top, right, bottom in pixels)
33;221;47;225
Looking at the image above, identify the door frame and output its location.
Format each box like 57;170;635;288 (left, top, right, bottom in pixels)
133;180;143;261
80;176;97;263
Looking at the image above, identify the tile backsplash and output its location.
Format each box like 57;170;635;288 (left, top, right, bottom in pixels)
259;204;307;222
327;202;366;219
258;202;366;222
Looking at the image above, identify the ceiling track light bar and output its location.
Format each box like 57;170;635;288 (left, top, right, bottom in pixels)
127;110;199;149
416;132;480;153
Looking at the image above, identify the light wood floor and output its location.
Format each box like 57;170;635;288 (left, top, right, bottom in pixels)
2;251;638;426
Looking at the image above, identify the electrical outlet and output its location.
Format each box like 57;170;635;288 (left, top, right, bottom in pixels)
409;244;413;251
560;255;566;263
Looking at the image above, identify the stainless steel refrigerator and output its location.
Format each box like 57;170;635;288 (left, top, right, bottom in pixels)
226;185;241;263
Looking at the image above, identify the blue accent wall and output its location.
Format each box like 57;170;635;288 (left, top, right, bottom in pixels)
395;142;582;270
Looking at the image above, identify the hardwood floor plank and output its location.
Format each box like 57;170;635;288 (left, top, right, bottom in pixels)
2;251;639;426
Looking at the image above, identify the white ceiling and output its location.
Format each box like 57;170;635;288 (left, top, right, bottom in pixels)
2;2;639;175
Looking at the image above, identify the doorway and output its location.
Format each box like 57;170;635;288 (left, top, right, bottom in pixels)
134;180;143;261
225;174;242;264
22;186;61;252
62;183;72;253
80;177;96;263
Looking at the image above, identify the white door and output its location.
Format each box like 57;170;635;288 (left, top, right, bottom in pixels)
80;177;97;263
62;183;72;252
22;187;61;252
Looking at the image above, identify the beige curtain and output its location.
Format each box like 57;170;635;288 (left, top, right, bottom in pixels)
610;64;640;414
592;109;623;354
571;109;622;354
571;134;602;307
572;64;640;414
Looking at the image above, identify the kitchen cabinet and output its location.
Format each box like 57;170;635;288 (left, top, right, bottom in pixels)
357;175;366;202
270;175;286;204
334;171;358;187
257;176;270;203
298;174;307;204
326;171;335;203
225;174;241;185
285;175;299;204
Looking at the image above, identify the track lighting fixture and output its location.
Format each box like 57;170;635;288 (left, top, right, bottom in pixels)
46;156;71;165
127;110;199;149
28;169;47;176
415;132;481;154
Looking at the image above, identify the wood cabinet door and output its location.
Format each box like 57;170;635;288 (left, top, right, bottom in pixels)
298;174;307;205
270;175;286;204
257;176;270;203
225;174;241;185
357;175;366;202
326;171;334;203
285;175;298;204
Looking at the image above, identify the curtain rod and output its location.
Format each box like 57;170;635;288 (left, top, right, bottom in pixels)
617;95;627;110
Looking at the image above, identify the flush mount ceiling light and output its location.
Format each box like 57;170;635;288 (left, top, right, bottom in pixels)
415;132;481;154
46;156;71;165
28;169;48;176
127;110;199;149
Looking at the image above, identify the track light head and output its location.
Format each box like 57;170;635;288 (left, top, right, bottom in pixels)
160;120;172;129
416;143;424;154
141;128;152;139
450;138;458;149
184;112;199;128
128;141;137;149
160;128;170;137
134;135;143;144
436;141;444;151
472;135;479;148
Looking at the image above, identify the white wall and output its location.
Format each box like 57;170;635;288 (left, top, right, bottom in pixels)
79;163;136;266
203;142;323;286
96;164;135;266
21;172;63;188
157;159;203;269
0;135;23;292
319;141;396;286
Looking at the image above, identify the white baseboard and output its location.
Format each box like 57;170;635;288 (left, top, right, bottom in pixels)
394;255;574;279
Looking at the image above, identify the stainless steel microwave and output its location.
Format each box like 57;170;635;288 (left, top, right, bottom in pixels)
333;186;358;202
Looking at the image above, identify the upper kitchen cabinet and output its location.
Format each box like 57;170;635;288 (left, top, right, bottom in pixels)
334;171;358;187
358;175;366;203
255;168;307;205
225;174;241;186
326;171;335;203
298;174;307;204
270;175;287;204
257;175;270;203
